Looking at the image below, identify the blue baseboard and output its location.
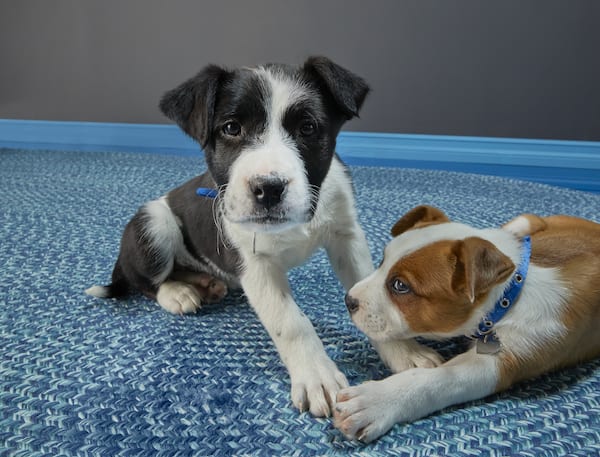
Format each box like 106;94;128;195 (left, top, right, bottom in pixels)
1;119;599;193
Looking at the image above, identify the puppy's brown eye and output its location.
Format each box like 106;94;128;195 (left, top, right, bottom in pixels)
390;278;410;294
299;121;316;137
222;121;241;137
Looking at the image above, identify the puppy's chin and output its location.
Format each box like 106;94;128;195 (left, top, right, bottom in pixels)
351;311;414;343
236;219;304;234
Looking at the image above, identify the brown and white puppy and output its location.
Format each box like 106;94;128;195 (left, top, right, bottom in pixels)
334;205;600;442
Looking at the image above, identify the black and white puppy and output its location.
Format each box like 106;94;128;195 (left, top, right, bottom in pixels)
87;57;440;416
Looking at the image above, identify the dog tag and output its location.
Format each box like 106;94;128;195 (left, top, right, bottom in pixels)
476;336;501;355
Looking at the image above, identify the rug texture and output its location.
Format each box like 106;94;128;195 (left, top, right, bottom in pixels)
1;148;599;457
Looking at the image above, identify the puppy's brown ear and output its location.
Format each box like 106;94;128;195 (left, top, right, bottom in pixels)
303;56;370;119
159;65;231;148
391;205;450;237
452;237;515;303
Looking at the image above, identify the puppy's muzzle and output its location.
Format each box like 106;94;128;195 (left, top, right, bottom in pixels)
250;176;288;210
344;293;360;314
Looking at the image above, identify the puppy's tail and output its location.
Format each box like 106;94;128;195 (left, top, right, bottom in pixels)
85;263;129;298
85;283;128;298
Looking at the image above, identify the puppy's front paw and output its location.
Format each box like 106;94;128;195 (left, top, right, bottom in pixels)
289;356;348;417
334;381;399;443
156;281;203;314
372;338;442;373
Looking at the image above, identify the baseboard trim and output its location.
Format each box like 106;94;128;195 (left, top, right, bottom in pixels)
2;119;599;192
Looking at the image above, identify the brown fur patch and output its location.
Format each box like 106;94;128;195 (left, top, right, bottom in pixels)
391;205;450;237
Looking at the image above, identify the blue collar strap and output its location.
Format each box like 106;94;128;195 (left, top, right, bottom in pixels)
196;187;218;199
473;236;531;353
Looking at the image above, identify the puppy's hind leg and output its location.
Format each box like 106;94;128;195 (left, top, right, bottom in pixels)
170;271;228;304
88;203;179;304
133;198;208;315
87;198;200;314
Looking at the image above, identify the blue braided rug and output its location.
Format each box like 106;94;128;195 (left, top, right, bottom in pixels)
1;148;599;457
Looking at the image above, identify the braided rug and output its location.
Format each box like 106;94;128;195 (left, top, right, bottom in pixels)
1;148;599;456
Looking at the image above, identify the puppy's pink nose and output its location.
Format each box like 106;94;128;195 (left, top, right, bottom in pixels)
344;293;360;314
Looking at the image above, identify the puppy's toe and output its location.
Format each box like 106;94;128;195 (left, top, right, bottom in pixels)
334;402;369;440
206;278;228;303
292;380;333;417
335;385;360;405
307;386;331;417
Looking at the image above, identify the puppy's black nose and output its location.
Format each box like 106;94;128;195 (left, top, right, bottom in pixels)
345;293;360;314
250;176;287;210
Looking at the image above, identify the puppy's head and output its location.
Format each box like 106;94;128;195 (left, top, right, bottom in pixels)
345;206;515;341
160;57;369;232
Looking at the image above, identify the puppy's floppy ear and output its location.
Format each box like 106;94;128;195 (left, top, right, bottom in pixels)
452;237;515;303
303;56;369;119
391;205;450;237
159;65;230;148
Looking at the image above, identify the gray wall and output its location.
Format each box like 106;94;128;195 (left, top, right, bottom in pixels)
1;0;599;140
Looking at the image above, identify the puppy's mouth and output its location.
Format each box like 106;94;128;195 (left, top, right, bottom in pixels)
221;180;315;232
230;212;311;233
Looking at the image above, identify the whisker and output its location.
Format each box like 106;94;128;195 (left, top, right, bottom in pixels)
308;184;323;214
211;184;234;251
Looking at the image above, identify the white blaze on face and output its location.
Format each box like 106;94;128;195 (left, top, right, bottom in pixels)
223;68;313;231
348;267;413;342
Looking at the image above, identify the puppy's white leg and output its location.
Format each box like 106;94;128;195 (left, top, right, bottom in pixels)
325;223;374;290
241;258;347;417
370;338;443;372
334;349;498;442
156;280;203;314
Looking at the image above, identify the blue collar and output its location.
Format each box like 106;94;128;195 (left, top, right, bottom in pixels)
196;187;218;199
473;236;531;354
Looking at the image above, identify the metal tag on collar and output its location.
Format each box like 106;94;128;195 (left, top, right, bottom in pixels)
476;333;501;355
196;187;218;199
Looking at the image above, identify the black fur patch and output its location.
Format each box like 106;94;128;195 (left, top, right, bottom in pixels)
208;69;271;186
